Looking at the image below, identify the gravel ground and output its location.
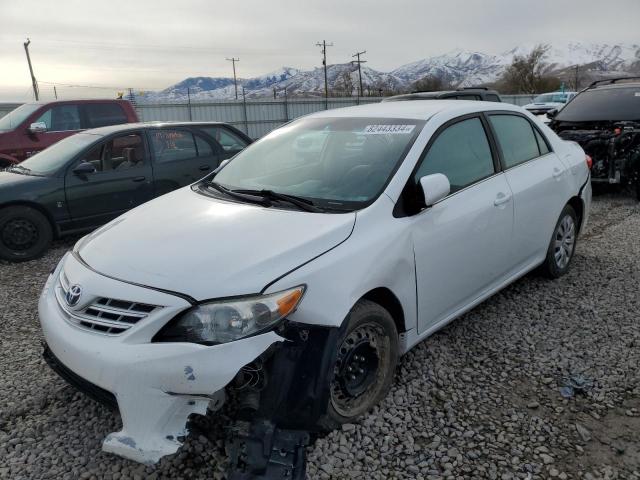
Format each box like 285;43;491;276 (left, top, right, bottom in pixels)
1;194;639;480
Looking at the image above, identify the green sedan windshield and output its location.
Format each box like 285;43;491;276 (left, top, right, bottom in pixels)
17;133;100;175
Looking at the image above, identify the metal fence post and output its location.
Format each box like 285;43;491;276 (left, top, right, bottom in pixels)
283;87;289;122
242;87;249;136
187;87;193;121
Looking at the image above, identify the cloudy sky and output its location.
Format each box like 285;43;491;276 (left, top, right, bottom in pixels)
1;0;639;101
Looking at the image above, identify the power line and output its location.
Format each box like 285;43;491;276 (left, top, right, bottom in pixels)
21;37;282;55
316;40;333;108
351;50;367;97
226;57;240;100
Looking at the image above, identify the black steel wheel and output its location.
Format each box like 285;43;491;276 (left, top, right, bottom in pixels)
320;300;399;428
0;206;53;262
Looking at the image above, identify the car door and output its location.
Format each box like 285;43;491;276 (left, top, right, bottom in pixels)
64;131;154;229
409;115;515;334
148;128;221;197
486;113;567;270
15;104;83;160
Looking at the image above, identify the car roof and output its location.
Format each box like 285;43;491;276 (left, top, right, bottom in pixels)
588;82;640;91
306;99;522;121
83;121;229;136
23;99;131;106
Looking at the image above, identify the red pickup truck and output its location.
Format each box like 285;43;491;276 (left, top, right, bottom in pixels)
0;99;139;167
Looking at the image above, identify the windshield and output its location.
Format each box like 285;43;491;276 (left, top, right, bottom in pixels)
0;104;41;132
556;86;640;122
16;133;99;175
533;93;569;103
211;117;424;210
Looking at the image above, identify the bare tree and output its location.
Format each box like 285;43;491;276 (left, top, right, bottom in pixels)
334;71;355;97
497;44;561;94
410;75;449;92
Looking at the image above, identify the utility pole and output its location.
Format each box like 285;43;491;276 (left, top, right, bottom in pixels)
226;57;240;100
23;38;39;101
351;50;367;97
316;40;333;109
53;85;58;99
574;65;580;90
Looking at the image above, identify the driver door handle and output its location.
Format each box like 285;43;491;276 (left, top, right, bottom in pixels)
494;192;512;207
132;176;146;182
552;168;564;179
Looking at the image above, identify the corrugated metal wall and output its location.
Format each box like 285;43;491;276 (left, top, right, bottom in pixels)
1;96;538;138
136;97;385;138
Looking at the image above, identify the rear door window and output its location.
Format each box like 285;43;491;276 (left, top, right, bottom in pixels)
485;94;501;102
414;117;495;193
34;105;81;131
150;130;198;163
488;115;542;168
200;127;248;155
194;134;216;157
83;104;128;128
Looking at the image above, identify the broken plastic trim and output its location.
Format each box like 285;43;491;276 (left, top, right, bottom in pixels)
227;320;345;479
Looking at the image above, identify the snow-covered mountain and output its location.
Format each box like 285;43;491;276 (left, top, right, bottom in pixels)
141;42;640;102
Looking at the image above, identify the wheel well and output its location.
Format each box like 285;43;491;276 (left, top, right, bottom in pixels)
361;287;405;333
0;202;59;238
567;196;584;232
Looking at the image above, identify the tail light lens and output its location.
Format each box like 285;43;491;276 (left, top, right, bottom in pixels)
585;154;593;169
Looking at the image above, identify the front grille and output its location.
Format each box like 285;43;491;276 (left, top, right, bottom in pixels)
43;343;117;410
57;270;161;335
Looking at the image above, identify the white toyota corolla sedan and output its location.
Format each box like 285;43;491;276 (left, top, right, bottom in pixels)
39;100;591;466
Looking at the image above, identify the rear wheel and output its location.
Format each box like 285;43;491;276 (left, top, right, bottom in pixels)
0;206;53;262
540;204;578;278
320;300;399;429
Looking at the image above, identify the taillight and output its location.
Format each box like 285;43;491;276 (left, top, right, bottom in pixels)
585;154;593;169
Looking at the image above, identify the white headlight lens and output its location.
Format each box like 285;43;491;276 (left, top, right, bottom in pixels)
157;286;305;344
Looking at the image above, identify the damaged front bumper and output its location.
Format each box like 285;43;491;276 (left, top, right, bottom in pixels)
38;253;284;465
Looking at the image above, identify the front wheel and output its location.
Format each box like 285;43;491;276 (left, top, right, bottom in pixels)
540;204;578;278
0;206;53;262
320;300;399;429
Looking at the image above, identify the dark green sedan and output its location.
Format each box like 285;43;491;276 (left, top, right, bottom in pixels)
0;122;251;262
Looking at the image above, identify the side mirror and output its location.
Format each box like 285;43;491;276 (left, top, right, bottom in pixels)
419;173;450;207
73;162;97;175
28;122;48;134
546;109;558;119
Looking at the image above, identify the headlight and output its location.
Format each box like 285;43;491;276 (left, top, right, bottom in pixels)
154;286;305;345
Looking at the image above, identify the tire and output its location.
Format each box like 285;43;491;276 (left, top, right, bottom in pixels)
0;206;53;262
540;204;578;279
319;300;399;429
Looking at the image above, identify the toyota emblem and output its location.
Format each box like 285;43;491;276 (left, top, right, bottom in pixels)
65;284;83;307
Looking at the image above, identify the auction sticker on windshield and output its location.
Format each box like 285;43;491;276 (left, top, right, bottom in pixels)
363;124;416;134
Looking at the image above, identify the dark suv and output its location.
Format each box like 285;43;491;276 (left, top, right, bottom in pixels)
0;121;251;261
383;87;502;103
549;77;640;199
0;99;139;167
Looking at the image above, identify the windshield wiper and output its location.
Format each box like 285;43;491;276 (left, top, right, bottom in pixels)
206;181;272;206
232;189;324;212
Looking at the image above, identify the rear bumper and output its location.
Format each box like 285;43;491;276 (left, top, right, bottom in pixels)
580;174;592;233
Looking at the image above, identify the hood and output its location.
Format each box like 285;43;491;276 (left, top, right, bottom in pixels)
0;171;41;188
78;187;356;301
